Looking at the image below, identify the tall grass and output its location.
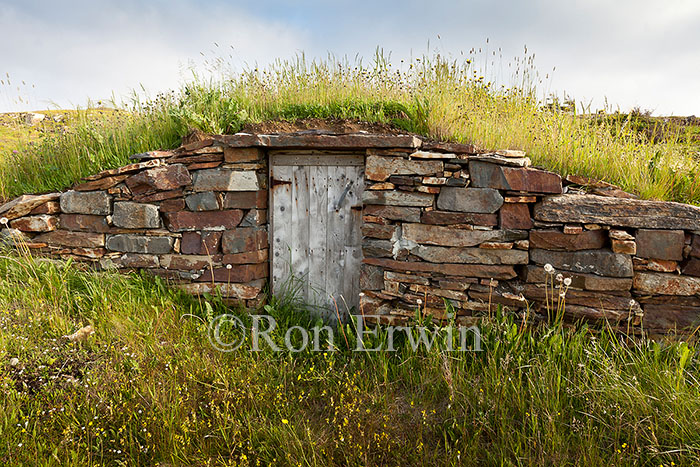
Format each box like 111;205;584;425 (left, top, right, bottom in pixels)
1;52;698;204
0;250;699;465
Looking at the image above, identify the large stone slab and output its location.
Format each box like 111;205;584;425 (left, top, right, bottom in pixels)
34;230;104;248
437;187;503;213
691;235;700;258
469;161;562;193
530;248;633;277
366;155;443;181
682;258;700;277
125;164;191;195
635;229;684;261
411;245;528;265
105;234;173;254
0;193;61;221
420;210;498;226
192;169;260;192
362;191;434;207
529;229;607;251
112;202;160;229
521;285;638;311
176;279;265;299
633;272;700;296
642;304;700;330
60;191;111;215
534;194;700;230
164;210;243;231
402;223;527;247
363;257;517;279
364;205;421;222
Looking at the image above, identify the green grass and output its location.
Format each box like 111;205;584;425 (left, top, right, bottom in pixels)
1;251;699;465
1;52;699;204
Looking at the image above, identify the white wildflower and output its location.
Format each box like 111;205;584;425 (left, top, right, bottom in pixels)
563;277;572;286
544;263;554;274
556;273;563;282
226;264;232;270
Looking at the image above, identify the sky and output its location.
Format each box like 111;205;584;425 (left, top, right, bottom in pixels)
1;0;699;115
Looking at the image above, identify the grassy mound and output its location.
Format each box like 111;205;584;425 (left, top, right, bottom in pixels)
0;251;699;465
0;53;699;204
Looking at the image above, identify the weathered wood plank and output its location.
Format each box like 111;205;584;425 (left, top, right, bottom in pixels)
342;165;364;312
325;165;347;321
291;165;311;301
271;165;293;297
308;165;329;311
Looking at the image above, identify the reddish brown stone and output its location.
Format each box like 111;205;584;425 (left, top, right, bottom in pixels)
632;257;678;273
59;214;111;233
73;175;128;191
364;205;421;222
363;257;517;279
10;215;58;232
187;161;223;170
633;272;700;296
164;210;243;231
181;232;201;254
403;224;527;247
223;191;268;209
0;193;61;220
522;284;636;311
520;265;632;291
362;190;434;207
125;164;191;195
201;231;222;255
197;263;267;282
499;203;533;229
642;304;700;330
222;249;268;264
611;239;636;255
361;223;397;240
530;248;633;277
682;258;700;277
469;161;562;193
221;228;268;254
635;229;685;261
81;160;164;181
34;230;104;248
159;199;186;212
132;188;184;203
224;147;263;163
420;210;498;226
29;201;60;215
529;229;607;251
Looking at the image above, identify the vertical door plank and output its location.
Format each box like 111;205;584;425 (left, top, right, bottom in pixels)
341;164;364;312
307;164;329;311
271;165;293;298
291;165;310;302
325;165;347;322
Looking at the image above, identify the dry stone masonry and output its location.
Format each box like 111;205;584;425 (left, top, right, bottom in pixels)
1;130;700;333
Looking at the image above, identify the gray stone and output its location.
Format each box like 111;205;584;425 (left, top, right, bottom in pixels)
362;191;434;207
365;155;443;181
185;192;220;211
402;223;527;247
412;245;528;264
112;202;160;229
530;248;633;277
105;234;173;254
60;191;111;215
192;169;260;192
437;187;503;213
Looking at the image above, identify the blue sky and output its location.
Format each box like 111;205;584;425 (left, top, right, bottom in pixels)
1;0;699;115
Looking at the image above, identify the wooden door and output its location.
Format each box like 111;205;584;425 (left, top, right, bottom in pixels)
270;153;364;321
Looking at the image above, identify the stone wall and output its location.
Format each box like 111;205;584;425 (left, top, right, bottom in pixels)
0;139;270;307
2;130;700;333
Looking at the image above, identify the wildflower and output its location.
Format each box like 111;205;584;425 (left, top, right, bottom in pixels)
544;263;554;274
282;419;289;425
226;264;232;270
556;273;563;282
563;277;572;286
0;217;7;225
